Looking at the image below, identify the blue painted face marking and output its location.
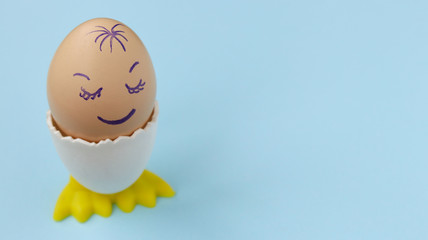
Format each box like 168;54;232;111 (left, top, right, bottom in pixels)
126;79;145;94
97;108;136;125
89;24;128;52
73;73;91;80
80;87;103;100
129;61;139;73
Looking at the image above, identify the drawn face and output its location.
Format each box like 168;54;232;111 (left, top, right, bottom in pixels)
47;18;156;142
74;61;147;125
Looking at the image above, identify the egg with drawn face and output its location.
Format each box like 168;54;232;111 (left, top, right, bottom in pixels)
47;18;156;142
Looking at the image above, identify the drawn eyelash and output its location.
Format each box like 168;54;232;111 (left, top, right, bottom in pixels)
125;79;145;94
80;87;103;100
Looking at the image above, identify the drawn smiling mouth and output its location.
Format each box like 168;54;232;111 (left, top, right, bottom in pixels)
97;108;136;125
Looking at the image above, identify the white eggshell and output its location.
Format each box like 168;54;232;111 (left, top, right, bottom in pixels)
47;102;159;194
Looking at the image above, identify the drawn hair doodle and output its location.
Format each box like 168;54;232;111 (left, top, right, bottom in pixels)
89;24;128;53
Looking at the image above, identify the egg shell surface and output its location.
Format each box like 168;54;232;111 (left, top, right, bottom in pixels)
47;18;156;142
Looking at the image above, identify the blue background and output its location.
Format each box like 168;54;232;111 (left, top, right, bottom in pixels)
1;0;427;239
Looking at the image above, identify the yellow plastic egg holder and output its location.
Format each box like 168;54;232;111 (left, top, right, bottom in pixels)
54;170;174;223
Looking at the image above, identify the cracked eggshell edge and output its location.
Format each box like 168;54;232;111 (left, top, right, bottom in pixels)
46;101;159;194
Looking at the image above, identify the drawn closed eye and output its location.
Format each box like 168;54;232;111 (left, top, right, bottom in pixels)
125;79;145;94
80;87;103;100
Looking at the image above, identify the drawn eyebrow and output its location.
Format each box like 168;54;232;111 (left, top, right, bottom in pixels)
129;61;139;73
73;73;90;81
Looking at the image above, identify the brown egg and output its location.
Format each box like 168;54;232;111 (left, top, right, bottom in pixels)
47;18;156;142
